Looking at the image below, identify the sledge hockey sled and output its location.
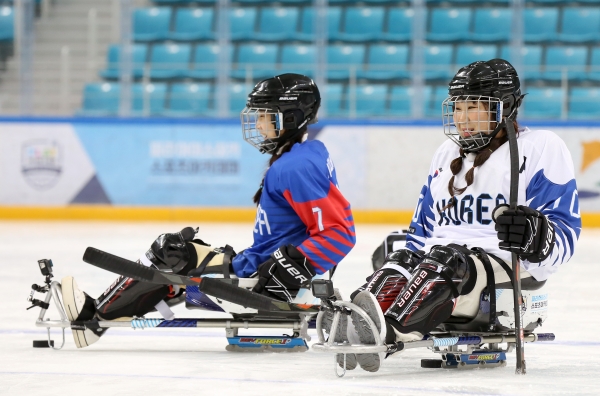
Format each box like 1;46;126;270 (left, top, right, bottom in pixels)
27;249;323;352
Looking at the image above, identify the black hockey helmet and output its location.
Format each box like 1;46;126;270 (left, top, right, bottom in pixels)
241;73;321;154
442;59;524;153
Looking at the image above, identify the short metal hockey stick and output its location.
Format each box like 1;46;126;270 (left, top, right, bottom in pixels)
505;117;526;374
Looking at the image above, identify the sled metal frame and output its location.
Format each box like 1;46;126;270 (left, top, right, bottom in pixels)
311;299;554;377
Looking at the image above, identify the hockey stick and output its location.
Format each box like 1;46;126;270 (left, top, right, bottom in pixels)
82;247;319;313
505;118;526;375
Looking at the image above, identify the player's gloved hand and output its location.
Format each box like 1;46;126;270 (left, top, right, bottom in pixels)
252;245;316;302
143;227;198;273
492;204;555;263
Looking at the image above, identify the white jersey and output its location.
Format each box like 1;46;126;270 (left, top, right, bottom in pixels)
406;128;581;281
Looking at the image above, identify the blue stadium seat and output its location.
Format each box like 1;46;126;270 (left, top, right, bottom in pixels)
500;45;543;80
471;8;512;42
358;44;410;80
230;82;249;113
589;47;600;81
169;8;214;41
254;7;300;41
325;83;345;116
280;44;316;77
298;7;342;41
167;83;212;116
187;44;233;79
0;6;13;41
455;45;497;67
543;46;588;81
354;84;388;117
427;8;471;42
569;88;600;119
381;8;413;42
426;86;449;118
133;7;172;42
231;44;278;80
131;83;167;116
149;43;192;79
230;7;257;40
523;87;564;119
559;8;600;42
327;44;366;80
389;85;433;117
338;7;385;41
100;44;148;80
81;83;121;115
524;8;558;43
424;45;454;80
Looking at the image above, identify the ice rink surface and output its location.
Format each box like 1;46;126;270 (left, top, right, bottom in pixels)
1;221;598;396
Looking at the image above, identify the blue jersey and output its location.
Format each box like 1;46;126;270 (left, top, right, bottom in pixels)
232;140;356;278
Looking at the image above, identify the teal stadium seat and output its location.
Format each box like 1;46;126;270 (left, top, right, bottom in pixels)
558;8;600;43
133;7;172;42
390;86;433;117
280;44;316;77
170;8;214;41
230;82;249;113
298;7;342;41
358;44;410;80
500;45;543;80
424;45;454;80
471;8;512;42
427;8;472;42
325;83;345;117
355;84;388;117
100;44;148;80
338;7;385;42
167;83;212;116
589;47;600;82
524;8;558;43
187;44;233;79
524;87;563;119
81;83;121;116
254;7;300;41
327;44;366;80
543;46;587;81
568;88;600;119
455;45;497;68
426;86;449;118
381;8;413;42
131;83;167;116
149;43;192;79
230;7;257;41
231;44;278;80
0;6;13;41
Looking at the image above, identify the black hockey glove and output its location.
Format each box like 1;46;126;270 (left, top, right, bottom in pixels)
252;245;316;302
492;204;555;263
144;227;199;274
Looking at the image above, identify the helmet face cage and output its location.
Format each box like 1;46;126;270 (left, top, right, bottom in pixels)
442;95;503;153
240;107;284;154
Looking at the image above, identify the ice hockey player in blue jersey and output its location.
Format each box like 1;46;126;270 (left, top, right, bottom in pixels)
345;59;581;372
60;74;356;348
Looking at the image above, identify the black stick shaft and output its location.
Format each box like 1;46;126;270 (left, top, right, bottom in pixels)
506;119;526;375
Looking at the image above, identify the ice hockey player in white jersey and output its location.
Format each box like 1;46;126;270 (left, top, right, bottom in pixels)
346;59;581;372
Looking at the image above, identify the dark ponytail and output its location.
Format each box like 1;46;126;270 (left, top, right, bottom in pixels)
252;127;307;205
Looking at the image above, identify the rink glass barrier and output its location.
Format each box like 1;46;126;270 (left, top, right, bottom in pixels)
0;117;598;226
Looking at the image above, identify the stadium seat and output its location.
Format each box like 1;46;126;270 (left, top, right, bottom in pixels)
149;43;192;79
169;8;214;41
230;7;257;40
354;84;388;117
230;82;249;113
187;44;233;79
381;8;413;42
358;44;410;80
0;6;13;41
455;45;497;68
427;8;471;42
424;45;454;80
100;44;148;80
133;7;172;42
426;85;449;118
325;83;345;116
131;83;167;116
524;8;558;43
559;8;600;42
568;88;600;119
588;47;600;81
81;83;121;115
500;45;543;80
167;83;212;116
523;87;564;119
471;8;512;42
254;7;300;41
298;7;342;41
280;44;316;77
327;44;366;80
231;43;278;80
543;46;588;81
390;85;433;117
337;7;385;41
